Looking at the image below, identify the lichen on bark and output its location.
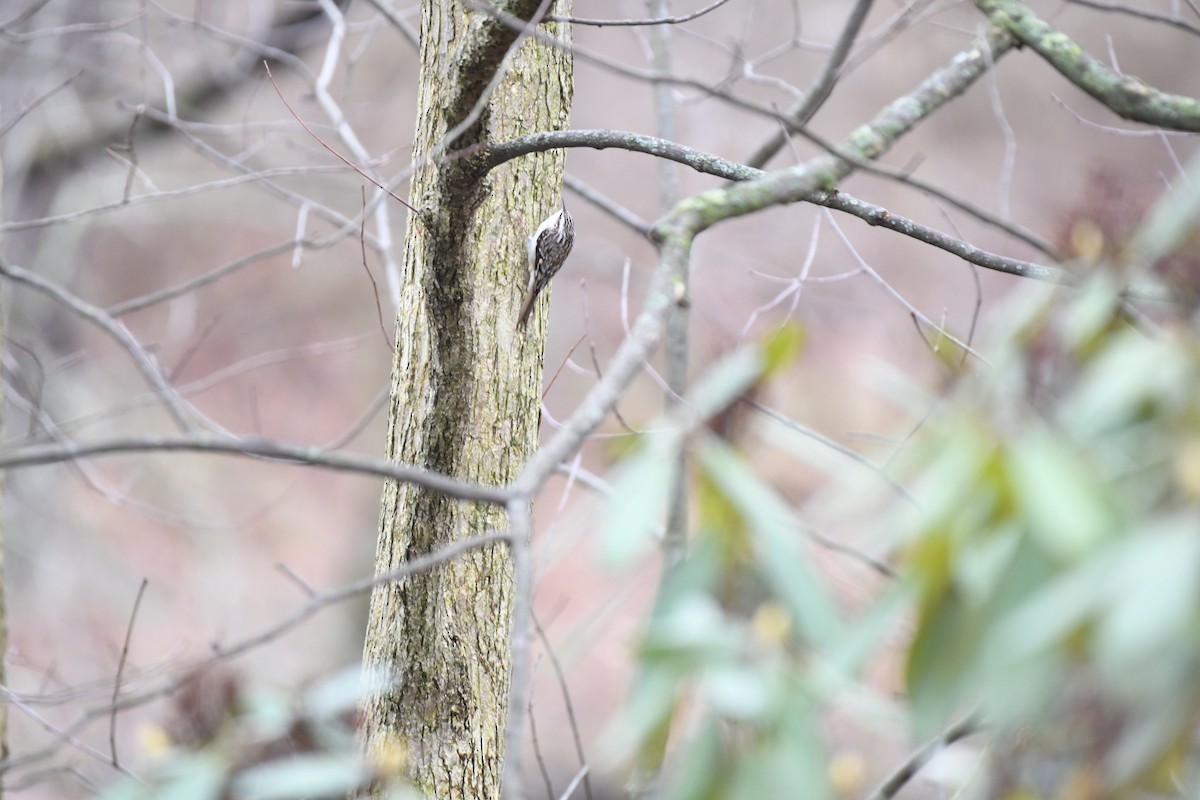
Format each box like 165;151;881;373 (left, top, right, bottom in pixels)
360;5;573;799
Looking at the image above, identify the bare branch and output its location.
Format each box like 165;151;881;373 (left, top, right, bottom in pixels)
362;0;420;46
0;434;512;505
491;129;1079;287
865;714;983;800
1063;0;1200;37
746;400;914;508
534;616;595;800
811;190;1067;285
264;62;419;217
744;0;875;168
0;69;82;139
0;261;202;432
552;0;735;27
107;239;304;317
502;500;537;800
647;0;691;580
563;173;652;236
108;579;148;770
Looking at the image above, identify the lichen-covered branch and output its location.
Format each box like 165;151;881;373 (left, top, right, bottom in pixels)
976;0;1200;131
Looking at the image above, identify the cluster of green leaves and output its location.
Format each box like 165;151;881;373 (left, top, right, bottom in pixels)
601;325;900;800
101;667;414;800
605;261;1200;797
900;275;1200;794
891;149;1200;796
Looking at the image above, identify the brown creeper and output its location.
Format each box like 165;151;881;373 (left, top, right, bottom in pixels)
517;200;575;328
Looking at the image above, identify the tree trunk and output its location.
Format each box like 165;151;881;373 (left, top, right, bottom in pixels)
0;102;8;796
360;5;572;799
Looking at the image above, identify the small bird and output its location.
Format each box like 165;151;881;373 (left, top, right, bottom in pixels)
517;200;575;328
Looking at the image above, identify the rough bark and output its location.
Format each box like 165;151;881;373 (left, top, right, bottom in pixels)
0;101;8;793
360;4;572;799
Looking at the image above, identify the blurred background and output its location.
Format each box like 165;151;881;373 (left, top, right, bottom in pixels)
1;0;1198;797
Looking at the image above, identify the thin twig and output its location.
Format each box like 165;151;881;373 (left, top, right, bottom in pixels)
557;765;591;800
865;714;983;800
263;62;419;216
746;400;914;506
108;579;149;769
275;563;318;598
1063;0;1200;36
2;688;136;778
360;186;392;347
534;615;595;800
0;261;202;432
563;173;652;237
362;0;420;46
581;282;638;433
0;68;82;138
744;0;875;168
502;500;537;800
108;239;308;317
544;334;590;400
553;0;735;27
824;210;989;363
528;687;556;800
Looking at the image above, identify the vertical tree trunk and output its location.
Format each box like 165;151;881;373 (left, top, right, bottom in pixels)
360;5;572;799
0;103;8;796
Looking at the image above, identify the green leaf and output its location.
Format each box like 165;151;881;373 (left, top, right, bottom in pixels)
241;688;295;743
685;345;764;421
954;526;1021;604
1060;276;1123;354
1062;333;1191;438
641;593;741;662
157;754;228;800
905;592;979;733
702;663;777;721
1123;145;1200;267
760;323;806;378
825;585;908;678
232;754;370;799
600;442;674;569
304;665;393;720
724;696;830;800
599;665;679;764
666;721;726;800
1095;518;1200;683
901;419;1000;550
1007;430;1114;561
993;552;1110;659
694;437;841;649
